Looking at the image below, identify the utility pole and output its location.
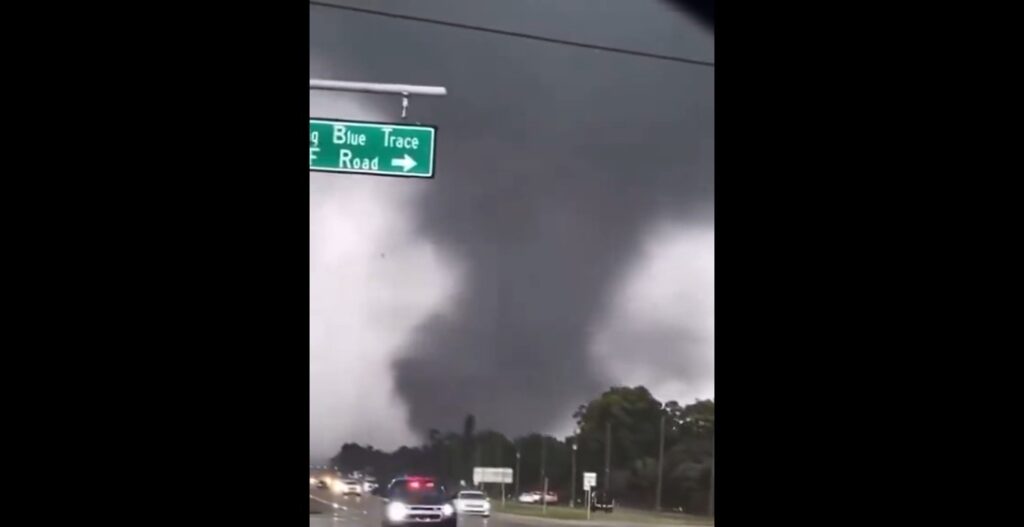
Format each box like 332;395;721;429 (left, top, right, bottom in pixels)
540;438;547;488
570;429;578;508
515;449;521;498
542;476;549;515
656;414;665;511
709;445;715;517
603;421;612;495
498;440;504;506
540;438;547;515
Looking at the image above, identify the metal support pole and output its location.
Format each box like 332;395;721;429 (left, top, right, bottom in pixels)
309;79;448;97
310;79;447;120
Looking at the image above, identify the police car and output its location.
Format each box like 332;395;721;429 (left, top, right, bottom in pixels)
381;476;457;527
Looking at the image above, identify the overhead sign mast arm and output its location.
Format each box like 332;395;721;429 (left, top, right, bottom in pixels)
310;79;448;120
309;80;448;96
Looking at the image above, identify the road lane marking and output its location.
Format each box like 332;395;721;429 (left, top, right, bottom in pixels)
310;493;347;510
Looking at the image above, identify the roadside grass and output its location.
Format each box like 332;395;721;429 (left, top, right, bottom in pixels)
498;503;587;520
497;503;713;525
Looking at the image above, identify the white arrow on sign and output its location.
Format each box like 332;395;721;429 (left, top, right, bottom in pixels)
391;154;417;172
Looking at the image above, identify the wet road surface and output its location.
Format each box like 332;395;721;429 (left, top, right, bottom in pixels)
309;488;710;527
310;489;547;527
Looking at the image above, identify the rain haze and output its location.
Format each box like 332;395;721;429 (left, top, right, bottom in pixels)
310;0;713;462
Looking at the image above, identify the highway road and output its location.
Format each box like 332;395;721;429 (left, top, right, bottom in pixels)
310;488;499;527
309;488;705;527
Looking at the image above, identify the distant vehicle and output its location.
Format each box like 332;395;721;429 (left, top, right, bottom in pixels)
453;490;490;518
381;476;456;527
316;479;328;489
590;491;614;513
339;479;363;497
517;492;541;504
517;491;557;504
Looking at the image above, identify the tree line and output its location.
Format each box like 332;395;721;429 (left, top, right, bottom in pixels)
330;385;713;514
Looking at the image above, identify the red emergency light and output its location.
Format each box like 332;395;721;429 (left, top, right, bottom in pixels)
405;476;436;490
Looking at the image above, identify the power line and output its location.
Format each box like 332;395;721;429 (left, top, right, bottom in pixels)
309;1;715;68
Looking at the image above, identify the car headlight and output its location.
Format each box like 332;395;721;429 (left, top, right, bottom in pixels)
441;504;454;517
386;502;408;522
483;502;491;510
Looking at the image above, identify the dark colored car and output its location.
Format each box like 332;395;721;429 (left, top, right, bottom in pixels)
590;491;614;513
381;477;457;527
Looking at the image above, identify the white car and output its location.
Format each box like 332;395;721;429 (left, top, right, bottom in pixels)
454;490;491;517
517;491;541;504
334;479;363;496
518;491;557;504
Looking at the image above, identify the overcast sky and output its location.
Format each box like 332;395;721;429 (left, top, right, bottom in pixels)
310;0;713;462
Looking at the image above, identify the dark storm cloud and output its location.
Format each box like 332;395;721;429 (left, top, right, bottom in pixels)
311;0;713;438
661;0;715;30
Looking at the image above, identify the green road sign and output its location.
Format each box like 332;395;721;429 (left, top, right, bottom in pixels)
309;118;436;178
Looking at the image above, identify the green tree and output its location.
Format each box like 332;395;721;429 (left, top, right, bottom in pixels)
661;399;714;513
475;430;513;467
574;386;665;473
573;387;714;510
